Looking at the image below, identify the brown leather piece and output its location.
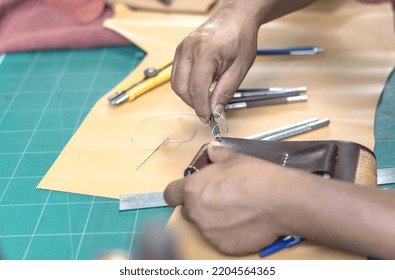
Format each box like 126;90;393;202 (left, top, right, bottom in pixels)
288;142;338;176
186;138;376;185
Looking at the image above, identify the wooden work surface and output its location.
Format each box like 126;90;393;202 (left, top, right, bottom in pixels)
36;0;395;259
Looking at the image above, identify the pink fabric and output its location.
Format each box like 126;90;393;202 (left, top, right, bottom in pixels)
0;0;130;53
0;0;392;54
45;0;106;24
357;0;393;3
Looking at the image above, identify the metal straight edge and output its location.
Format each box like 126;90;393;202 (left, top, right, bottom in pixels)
377;167;395;186
119;192;168;211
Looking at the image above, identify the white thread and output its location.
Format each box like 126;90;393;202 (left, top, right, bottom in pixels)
131;113;199;170
212;112;229;133
130;112;198;150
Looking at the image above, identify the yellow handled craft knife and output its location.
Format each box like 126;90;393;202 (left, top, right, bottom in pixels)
107;60;172;106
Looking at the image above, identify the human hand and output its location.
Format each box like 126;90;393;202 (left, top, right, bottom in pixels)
171;3;261;122
164;142;292;255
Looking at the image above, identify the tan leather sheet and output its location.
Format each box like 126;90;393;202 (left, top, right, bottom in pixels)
106;0;218;13
37;0;395;259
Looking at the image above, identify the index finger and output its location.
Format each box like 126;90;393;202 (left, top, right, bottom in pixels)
171;45;193;109
188;58;217;122
210;64;246;116
164;178;185;206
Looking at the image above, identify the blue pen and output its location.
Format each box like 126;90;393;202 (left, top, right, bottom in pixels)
259;235;304;257
257;46;325;55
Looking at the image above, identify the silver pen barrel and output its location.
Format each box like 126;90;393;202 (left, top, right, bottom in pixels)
261;118;330;141
246;118;319;140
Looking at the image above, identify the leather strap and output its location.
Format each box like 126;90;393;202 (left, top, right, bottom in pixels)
185;137;377;186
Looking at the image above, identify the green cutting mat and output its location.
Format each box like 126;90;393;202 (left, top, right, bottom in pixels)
374;68;395;190
0;47;173;260
0;46;394;260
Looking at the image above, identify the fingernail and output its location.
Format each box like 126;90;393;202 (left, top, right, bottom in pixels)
209;141;222;148
213;105;224;117
199;117;208;123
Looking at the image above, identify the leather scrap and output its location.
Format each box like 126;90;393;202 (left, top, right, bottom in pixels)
0;0;129;53
45;0;106;24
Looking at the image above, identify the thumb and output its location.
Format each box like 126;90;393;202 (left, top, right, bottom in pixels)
164;179;184;207
207;141;237;164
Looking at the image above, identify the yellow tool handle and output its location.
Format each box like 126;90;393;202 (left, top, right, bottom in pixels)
127;64;172;101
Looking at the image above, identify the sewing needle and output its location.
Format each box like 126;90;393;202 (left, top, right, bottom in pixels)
136;138;168;170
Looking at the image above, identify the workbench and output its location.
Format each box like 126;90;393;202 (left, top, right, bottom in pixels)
0;46;393;259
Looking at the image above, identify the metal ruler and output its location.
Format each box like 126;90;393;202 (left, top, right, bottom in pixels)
119;192;169;211
119;168;395;212
377;167;395;186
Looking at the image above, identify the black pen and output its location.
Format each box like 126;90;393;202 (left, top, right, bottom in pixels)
232;87;307;99
225;96;308;110
230;88;306;103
